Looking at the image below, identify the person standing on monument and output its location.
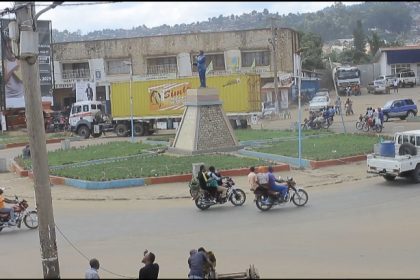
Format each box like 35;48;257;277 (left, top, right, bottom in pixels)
195;50;206;88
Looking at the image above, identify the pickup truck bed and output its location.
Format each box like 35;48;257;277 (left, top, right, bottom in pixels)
367;153;420;179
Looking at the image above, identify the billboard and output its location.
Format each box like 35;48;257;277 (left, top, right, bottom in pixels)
1;19;53;109
76;81;96;102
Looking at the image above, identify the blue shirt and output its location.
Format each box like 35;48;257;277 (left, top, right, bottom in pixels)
197;55;206;71
189;251;207;277
268;172;277;188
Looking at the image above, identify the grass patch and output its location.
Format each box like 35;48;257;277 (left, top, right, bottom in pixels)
17;141;156;169
254;133;380;160
50;154;272;181
235;129;332;141
0;132;71;145
146;135;175;142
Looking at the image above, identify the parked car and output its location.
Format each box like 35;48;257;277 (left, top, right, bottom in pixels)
374;75;395;87
395;70;416;88
315;88;330;98
367;80;390;94
309;95;331;112
382;98;418;122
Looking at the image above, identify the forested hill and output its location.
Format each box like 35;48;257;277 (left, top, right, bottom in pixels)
52;2;418;43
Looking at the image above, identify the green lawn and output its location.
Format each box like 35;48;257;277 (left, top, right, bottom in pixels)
50;154;271;181
254;134;380;160
17;141;156;169
0;132;71;145
234;129;332;141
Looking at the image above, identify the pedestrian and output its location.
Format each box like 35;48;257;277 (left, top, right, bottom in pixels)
188;247;211;279
85;258;100;279
335;97;341;115
393;79;399;94
248;166;258;192
378;107;384;128
139;250;159;279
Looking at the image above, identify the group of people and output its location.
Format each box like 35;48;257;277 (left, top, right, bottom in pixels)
247;166;289;203
364;107;384;128
84;247;216;279
197;165;227;203
0;187;18;226
85;250;159;279
345;84;360;96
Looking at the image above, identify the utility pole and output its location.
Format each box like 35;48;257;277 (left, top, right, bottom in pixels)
15;2;60;278
329;57;347;133
269;17;279;114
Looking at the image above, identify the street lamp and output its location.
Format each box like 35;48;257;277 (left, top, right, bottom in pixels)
296;47;308;169
123;61;134;143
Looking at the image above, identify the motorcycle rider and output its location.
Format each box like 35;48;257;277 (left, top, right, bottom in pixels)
207;166;228;200
0;187;18;226
265;166;288;203
197;165;216;203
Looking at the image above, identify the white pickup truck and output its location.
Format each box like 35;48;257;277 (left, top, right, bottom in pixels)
367;130;420;182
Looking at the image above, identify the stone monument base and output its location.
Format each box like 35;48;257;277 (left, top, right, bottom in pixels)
168;88;242;155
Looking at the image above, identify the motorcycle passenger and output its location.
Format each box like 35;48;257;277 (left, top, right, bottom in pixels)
197;165;217;203
0;187;18;226
207;166;228;200
266;166;288;203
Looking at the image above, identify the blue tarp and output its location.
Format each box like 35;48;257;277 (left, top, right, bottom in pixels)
387;49;420;65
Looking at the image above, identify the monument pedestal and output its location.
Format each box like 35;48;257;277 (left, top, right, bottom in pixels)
169;88;241;155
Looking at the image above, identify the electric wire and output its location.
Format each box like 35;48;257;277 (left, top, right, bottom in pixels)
55;223;135;279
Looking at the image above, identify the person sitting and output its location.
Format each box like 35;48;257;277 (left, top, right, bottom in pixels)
0;187;18;226
266;166;288;203
197;165;216;202
207;166;228;200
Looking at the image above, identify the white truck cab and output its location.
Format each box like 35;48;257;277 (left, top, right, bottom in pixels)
69;101;110;139
367;130;420;182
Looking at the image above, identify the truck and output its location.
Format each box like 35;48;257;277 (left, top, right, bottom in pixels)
333;66;361;96
68;73;262;139
367;130;420;182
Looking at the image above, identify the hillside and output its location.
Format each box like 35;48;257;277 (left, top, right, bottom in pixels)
51;2;419;43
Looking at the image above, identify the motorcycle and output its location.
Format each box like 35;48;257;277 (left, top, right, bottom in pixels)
191;177;246;210
253;177;308;211
0;196;38;232
362;117;382;133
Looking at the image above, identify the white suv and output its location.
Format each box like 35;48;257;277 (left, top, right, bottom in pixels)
396;70;416;88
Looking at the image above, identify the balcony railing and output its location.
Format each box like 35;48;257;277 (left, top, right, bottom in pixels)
147;64;178;75
62;68;91;80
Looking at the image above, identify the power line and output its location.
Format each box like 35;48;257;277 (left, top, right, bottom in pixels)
34;1;119;7
55;223;135;279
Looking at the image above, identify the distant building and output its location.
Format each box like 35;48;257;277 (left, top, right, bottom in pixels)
51;28;299;109
373;46;420;77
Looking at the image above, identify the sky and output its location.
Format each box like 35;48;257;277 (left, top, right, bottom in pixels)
0;2;359;34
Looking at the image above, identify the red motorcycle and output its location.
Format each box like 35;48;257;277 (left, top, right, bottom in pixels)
0;196;38;232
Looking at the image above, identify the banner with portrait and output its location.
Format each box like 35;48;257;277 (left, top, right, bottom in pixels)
76;81;96;102
1;19;53;109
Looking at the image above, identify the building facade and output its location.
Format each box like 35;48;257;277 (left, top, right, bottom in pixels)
52;28;299;110
373;46;420;78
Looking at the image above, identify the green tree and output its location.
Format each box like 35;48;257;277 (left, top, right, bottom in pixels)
299;31;325;70
367;31;384;56
353;20;367;63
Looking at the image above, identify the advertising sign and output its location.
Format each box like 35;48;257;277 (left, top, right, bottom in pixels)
0;19;53;109
149;82;190;112
76;81;96;102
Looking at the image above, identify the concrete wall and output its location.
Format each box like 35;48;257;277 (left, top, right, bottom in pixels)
356;63;381;86
52;28;298;78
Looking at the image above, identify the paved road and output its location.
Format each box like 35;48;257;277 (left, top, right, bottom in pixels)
1;176;420;278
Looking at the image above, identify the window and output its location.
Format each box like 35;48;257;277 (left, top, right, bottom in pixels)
147;57;177;74
416;136;420;146
97;104;102;110
192;53;225;71
72;106;81;114
83;105;89;112
405;99;414;105
62;62;90;79
241;51;270;67
403;135;409;143
91;104;97;110
391;64;410;75
106;59;131;75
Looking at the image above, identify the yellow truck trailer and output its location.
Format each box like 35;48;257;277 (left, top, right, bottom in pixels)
109;73;261;136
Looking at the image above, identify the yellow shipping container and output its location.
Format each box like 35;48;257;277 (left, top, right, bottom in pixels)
110;74;261;118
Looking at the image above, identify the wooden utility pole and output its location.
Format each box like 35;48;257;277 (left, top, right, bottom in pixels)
15;2;60;278
270;18;279;113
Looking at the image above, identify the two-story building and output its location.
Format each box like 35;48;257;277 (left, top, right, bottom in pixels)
52;28;299;110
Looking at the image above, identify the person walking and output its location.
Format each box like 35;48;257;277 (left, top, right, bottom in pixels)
393;79;399;94
139;250;159;279
85;258;100;279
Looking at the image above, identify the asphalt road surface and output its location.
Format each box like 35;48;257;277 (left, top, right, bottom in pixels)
1;176;420;278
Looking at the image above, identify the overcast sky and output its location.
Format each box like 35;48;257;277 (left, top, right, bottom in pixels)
0;2;358;34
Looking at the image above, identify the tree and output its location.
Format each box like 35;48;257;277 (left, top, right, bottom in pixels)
367;31;384;56
263;8;269;15
299;31;325;70
353;20;367;63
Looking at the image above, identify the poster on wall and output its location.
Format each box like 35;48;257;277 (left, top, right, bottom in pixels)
149;82;190;112
0;19;53;109
76;81;96;102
